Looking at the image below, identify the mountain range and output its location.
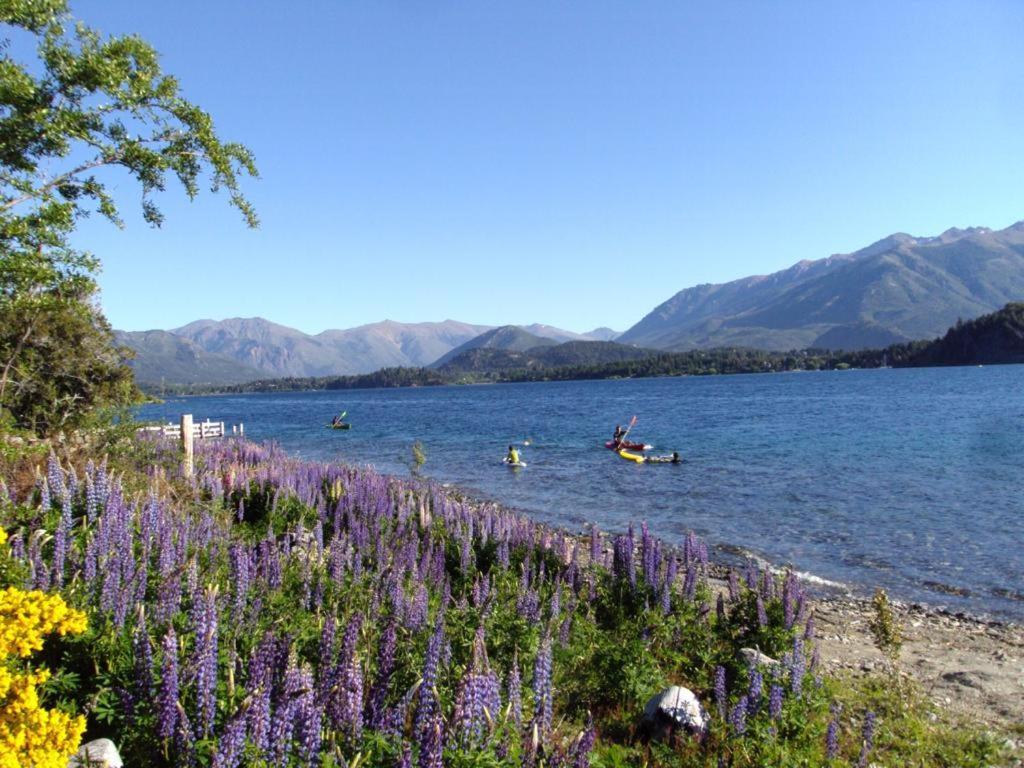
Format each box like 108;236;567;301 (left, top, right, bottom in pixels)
119;319;620;385
118;220;1024;386
618;221;1024;350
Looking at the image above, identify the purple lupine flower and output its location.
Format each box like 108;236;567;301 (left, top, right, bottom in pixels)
133;615;153;700
729;696;748;736
246;634;279;753
327;613;365;743
52;495;72;588
714;666;727;719
768;684;784;720
756;594;768;628
804;613;816;641
571;714;596;768
558;613;573;647
449;626;501;748
157;628;179;742
589;525;601;564
367;620;397;729
825;716;840;759
229;544;251;622
212;713;247;768
294;670;323;765
396;742;413;768
194;587;219;738
683;563;698;601
269;665;305;767
727;570;740;602
857;711;876;768
789;637;805;697
716;593;726;623
417;709;444;768
415;615;445;737
532;633;554;737
747;667;763;711
507;652;523;728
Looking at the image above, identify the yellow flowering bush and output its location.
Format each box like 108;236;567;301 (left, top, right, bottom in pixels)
0;586;87;768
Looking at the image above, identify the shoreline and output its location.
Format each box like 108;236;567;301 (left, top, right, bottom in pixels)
433;477;1023;728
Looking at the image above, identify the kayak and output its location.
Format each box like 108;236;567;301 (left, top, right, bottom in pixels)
617;449;646;463
645;454;682;464
606;440;652;451
327;423;351;430
503;459;527;468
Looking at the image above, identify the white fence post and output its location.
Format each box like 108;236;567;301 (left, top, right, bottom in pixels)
181;413;194;477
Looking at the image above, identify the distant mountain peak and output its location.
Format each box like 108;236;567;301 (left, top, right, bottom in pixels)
619;219;1024;352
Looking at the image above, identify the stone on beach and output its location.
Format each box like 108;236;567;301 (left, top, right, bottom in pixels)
642;685;709;740
68;738;123;767
740;647;781;670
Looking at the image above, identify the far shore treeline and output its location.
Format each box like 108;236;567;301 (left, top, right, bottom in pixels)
148;302;1024;396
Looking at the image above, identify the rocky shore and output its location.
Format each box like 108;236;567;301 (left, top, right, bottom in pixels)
703;563;1023;729
812;593;1023;728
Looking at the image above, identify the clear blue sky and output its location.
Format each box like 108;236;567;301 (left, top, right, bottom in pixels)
68;0;1024;334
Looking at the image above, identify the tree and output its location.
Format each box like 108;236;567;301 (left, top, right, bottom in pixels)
0;0;257;433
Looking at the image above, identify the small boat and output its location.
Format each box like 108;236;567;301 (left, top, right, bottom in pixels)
327;422;351;430
606;439;652;451
502;459;527;468
617;449;646;463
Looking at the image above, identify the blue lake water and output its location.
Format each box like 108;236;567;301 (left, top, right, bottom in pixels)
138;366;1024;620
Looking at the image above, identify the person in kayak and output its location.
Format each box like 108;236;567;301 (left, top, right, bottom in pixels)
505;444;521;464
612;424;624;442
645;451;681;464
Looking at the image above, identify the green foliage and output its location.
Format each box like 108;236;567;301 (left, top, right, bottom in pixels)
411;440;427;469
868;588;902;664
0;0;257;433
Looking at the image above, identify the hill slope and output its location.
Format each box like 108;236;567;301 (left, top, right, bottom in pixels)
115;330;265;386
620;222;1024;351
437;340;653;374
428;326;558;368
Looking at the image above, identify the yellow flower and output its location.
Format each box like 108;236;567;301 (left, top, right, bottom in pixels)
0;588;87;768
0;527;7;546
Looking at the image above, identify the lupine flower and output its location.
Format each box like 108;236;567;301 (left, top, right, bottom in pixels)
756;594;768;628
415;616;445;737
714;666;727;719
212;713;247;768
157;628;179;742
571;713;596;768
789;637;805;697
396;741;413;768
727;570;740;601
507;652;523;728
194;586;219;737
367;620;397;728
133;614;153;701
768;684;784;720
532;633;553;737
729;696;748;736
857;711;876;768
417;709;444;768
747;667;763;711
825;717;840;759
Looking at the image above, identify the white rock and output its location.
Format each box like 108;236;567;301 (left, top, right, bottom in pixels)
739;647;780;670
68;738;123;768
643;685;709;737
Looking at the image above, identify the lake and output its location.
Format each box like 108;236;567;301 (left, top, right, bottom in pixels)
138;366;1024;620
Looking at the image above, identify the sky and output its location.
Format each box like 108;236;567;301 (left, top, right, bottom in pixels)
59;1;1024;334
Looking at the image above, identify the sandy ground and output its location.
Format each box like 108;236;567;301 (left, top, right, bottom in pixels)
812;594;1024;729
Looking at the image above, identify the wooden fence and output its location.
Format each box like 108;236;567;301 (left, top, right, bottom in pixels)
136;414;243;477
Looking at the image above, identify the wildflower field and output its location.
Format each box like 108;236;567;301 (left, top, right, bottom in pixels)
0;435;1007;767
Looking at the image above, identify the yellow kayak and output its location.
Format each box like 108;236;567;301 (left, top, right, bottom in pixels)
618;449;646;463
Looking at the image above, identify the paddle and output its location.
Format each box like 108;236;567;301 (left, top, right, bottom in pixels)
617;415;638;447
